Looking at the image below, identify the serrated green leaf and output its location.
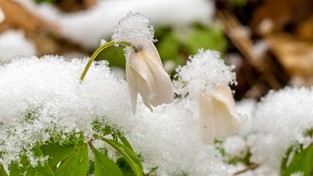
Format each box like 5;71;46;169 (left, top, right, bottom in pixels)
54;144;88;176
28;147;55;176
91;145;123;176
9;147;55;176
102;138;144;176
282;144;313;176
40;143;76;168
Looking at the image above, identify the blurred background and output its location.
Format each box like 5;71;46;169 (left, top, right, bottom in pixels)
1;0;313;101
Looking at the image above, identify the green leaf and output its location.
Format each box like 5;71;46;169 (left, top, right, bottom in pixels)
116;157;135;176
116;132;134;151
54;143;88;176
92;120;113;137
101;138;144;176
33;0;55;4
40;143;76;168
186;25;227;54
0;152;8;176
0;164;8;176
158;33;181;60
96;46;125;68
9;161;24;176
9;147;55;176
229;0;248;6
91;145;123;176
282;144;313;176
28;147;55;176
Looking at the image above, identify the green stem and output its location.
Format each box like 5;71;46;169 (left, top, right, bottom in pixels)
80;41;138;82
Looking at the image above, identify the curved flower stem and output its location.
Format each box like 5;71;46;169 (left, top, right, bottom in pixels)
80;40;138;82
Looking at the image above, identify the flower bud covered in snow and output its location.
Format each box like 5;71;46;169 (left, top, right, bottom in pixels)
112;12;174;112
175;49;240;144
199;84;240;144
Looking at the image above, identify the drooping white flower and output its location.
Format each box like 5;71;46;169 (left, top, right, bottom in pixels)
175;49;239;144
126;42;174;112
112;12;174;112
199;84;240;144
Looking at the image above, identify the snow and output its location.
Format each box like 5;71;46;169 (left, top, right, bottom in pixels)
175;49;237;98
130;100;228;175
112;12;155;48
224;88;313;174
247;88;313;172
2;2;313;174
0;9;233;174
0;30;36;63
223;136;247;158
0;56;131;165
0;55;229;175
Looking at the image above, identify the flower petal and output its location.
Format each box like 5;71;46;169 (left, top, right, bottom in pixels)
212;84;239;140
141;43;174;106
199;84;240;144
130;67;153;112
125;42;174;112
199;92;216;144
126;55;139;113
128;50;154;111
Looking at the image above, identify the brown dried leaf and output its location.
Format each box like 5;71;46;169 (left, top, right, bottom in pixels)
55;0;97;13
266;33;313;78
251;0;313;35
218;10;282;89
0;0;86;56
296;15;313;41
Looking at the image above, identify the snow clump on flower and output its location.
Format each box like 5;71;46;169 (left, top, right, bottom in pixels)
112;12;155;48
175;49;240;144
175;49;237;98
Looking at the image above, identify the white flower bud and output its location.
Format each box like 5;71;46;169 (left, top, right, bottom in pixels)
199;84;240;144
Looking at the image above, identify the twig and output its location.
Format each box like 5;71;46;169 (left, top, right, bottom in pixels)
217;10;282;89
233;163;260;175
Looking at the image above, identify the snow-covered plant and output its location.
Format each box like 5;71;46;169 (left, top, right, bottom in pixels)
220;88;313;175
0;12;237;176
3;10;312;176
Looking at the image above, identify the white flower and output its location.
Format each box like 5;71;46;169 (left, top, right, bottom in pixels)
111;12;174;112
126;42;174;112
199;84;240;144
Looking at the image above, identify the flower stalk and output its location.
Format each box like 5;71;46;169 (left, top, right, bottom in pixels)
80;40;138;82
